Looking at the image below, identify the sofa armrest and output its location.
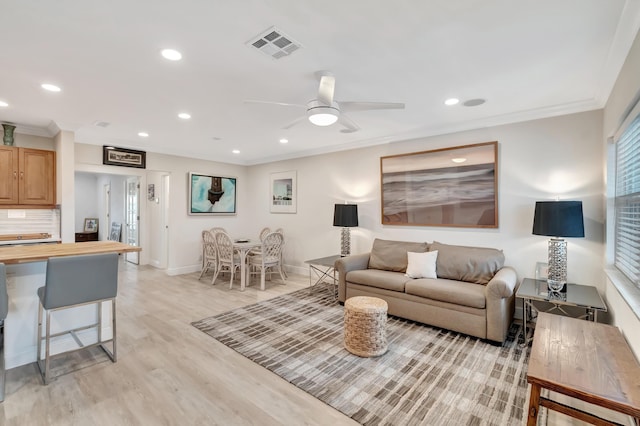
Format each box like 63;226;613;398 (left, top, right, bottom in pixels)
485;266;518;299
335;253;370;302
485;266;518;343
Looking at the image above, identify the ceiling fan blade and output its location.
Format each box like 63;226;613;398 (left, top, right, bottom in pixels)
339;101;405;112
244;99;305;108
317;74;335;106
338;114;360;133
282;115;308;130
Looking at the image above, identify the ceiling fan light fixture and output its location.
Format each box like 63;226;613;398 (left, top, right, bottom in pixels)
307;100;339;126
308;111;338;126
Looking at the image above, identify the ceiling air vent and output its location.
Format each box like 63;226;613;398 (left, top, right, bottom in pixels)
93;120;110;128
247;26;302;60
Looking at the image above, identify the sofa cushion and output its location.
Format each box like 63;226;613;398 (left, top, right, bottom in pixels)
405;278;486;309
368;238;429;272
429;241;504;285
405;251;438;279
346;269;411;292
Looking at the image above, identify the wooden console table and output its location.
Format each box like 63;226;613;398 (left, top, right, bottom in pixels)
527;313;640;425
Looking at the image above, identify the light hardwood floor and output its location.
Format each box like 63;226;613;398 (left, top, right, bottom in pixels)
1;259;358;426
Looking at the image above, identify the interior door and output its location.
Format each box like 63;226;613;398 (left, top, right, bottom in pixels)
159;174;170;269
125;177;140;264
102;183;111;241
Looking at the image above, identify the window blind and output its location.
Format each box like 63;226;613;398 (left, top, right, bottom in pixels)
615;113;640;286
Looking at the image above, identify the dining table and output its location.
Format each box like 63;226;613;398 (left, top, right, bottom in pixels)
233;239;262;291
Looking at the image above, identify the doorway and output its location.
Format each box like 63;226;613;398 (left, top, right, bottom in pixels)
125;177;140;265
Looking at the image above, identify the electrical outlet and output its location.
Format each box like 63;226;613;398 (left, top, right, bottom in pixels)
6;276;16;290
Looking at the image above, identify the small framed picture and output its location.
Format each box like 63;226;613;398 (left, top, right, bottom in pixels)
270;170;297;214
535;262;548;281
103;145;146;169
148;184;155;201
84;218;99;233
109;222;122;242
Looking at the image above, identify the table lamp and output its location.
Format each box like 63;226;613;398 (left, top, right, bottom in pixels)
333;203;358;257
532;200;584;292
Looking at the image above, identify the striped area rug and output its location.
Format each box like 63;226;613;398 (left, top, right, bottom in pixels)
192;288;532;425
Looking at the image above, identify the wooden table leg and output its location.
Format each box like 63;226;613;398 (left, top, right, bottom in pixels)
527;383;541;426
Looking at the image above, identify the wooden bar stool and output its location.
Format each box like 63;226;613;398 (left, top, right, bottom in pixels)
37;253;119;385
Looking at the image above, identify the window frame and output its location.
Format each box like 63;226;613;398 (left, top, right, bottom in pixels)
614;112;640;287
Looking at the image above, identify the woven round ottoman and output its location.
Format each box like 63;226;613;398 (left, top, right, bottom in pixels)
343;296;388;357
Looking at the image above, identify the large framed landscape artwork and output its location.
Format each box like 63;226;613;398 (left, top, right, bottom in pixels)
188;172;237;215
380;141;498;228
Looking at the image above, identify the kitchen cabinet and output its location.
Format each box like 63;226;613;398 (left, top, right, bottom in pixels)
0;146;56;206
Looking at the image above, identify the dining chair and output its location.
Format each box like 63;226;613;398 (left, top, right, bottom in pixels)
250;227;272;258
0;263;8;402
210;227;227;235
199;230;218;283
259;227;271;241
211;231;241;289
275;227;288;278
36;253;119;385
249;231;286;290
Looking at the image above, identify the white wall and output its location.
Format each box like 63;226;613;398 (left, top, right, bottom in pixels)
74;173;99;232
248;110;606;292
146;151;248;274
74;143;249;275
10;133;55;150
603;28;640;357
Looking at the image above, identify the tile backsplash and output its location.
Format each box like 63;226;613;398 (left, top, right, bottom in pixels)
0;208;61;242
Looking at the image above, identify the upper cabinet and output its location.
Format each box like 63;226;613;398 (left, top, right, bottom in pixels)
0;146;56;207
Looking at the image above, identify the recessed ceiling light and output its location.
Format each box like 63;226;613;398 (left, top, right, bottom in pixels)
279;138;288;144
138;132;149;137
444;98;459;106
178;112;191;120
463;98;486;107
41;83;61;92
452;158;467;163
232;149;240;154
161;49;182;61
0;101;8;107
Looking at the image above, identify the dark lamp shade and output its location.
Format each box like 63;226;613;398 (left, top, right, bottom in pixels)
333;204;359;227
532;201;584;238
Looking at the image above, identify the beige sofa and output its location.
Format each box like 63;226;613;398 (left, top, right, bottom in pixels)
335;239;518;343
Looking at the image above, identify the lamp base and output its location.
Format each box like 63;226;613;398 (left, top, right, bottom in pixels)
547;238;567;293
340;227;351;257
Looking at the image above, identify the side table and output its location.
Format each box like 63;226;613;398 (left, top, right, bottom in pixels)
75;231;98;242
516;278;607;345
305;255;341;300
527;313;640;425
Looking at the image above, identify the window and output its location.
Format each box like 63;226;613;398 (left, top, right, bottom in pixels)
615;113;640;287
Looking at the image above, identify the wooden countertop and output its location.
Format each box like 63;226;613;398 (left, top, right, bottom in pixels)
0;241;141;264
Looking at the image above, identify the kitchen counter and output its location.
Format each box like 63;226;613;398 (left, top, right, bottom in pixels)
0;240;140;264
1;240;142;369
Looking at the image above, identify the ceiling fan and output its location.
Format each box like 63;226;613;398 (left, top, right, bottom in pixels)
244;71;405;133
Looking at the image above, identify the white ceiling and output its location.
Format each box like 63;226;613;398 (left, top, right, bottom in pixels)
1;0;639;165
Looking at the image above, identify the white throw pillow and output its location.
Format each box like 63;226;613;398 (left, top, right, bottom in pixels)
405;251;438;279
